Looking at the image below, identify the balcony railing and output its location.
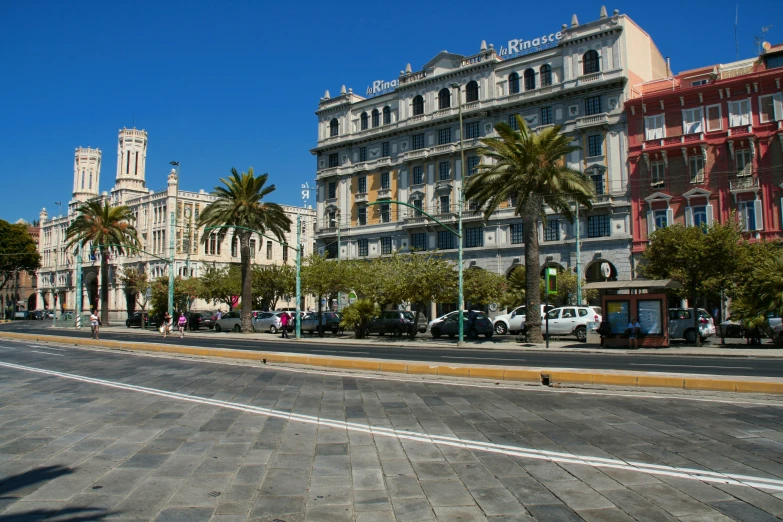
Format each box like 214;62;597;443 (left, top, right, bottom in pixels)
575;113;608;129
578;72;604;84
729;125;751;135
643;132;704;149
729;176;759;191
354;193;368;203
377;188;392;199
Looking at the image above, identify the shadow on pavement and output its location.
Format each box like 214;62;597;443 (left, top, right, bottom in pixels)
0;506;107;521
0;465;73;496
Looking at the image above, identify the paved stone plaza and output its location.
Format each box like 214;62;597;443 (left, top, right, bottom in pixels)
1;340;783;521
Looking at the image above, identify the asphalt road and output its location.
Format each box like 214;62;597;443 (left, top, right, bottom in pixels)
5;320;783;379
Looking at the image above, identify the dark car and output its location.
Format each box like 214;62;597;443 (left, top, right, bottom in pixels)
430;311;493;339
300;312;343;335
30;310;45;320
367;311;428;337
126;312;158;328
188;310;217;330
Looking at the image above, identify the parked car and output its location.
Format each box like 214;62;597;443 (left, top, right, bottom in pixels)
773;322;783;344
13;311;30;320
43;310;55;319
253;311;284;333
367;310;427;337
543;306;603;341
669;308;715;343
430;310;493;339
126;312;158;328
300;311;342;335
29;310;45;320
188;310;217;330
492;304;555;335
215;311;247;332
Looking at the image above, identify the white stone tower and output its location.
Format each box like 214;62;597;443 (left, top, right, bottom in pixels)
72;147;102;202
114;127;148;194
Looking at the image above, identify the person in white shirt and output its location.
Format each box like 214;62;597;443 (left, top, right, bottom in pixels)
90;310;100;340
627;318;641;349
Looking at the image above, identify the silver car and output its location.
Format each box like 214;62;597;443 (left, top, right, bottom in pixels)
214;311;255;333
668;308;715;343
253;312;283;333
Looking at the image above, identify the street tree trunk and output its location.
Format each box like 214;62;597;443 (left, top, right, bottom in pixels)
240;233;253;333
99;247;109;326
691;287;700;347
522;198;543;343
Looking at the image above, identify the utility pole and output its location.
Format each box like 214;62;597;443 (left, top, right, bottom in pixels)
168;161;180;318
295;213;302;340
75;243;82;329
453;82;466;346
575;200;582;305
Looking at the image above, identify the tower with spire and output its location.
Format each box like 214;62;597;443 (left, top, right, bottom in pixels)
72;147;102;202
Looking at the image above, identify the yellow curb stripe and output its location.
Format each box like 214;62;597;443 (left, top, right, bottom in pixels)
1;332;782;394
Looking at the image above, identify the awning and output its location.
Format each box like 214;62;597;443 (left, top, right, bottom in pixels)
582;279;684;290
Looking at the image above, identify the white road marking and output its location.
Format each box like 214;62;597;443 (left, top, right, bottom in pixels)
630;363;754;370
444;356;524;362
2;359;783;492
311;349;337;353
29;350;63;357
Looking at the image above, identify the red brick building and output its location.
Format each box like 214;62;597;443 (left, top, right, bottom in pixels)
626;45;783;270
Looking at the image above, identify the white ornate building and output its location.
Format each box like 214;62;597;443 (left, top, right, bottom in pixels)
312;7;667;314
36;127;316;321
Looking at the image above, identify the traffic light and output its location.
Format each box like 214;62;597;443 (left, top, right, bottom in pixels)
546;267;558;295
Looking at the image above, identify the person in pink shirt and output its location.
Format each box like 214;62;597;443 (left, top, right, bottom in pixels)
280;312;289;338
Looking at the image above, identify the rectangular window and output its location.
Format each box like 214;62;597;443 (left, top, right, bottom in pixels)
231;238;238;257
541;106;553;125
584;96;602;116
325;242;338;259
682;107;703;134
651;161;666;186
437;230;454;250
465;227;483;248
439;161;450;180
380;237;392;255
739;200;761;231
467;156;480;176
692;206;708;227
508;114;519;130
358;239;368;257
411;233;427;251
706;104;722;132
510;223;524;244
728;99;751;127
464;121;480;139
381;172;390;190
380;203;390;223
328;211;336;227
359;147;367;162
357;206;366;226
587;134;603;157
689;155;705;183
267;241;273;259
413;199;423;216
591;170;605;195
654;209;668;229
283;244;288;262
328;182;336;199
439;195;450;214
412;134;425;150
438;128;451;145
358;176;367;193
587;215;610;238
736;149;752;176
644;114;665;140
249;239;256;258
412;166;423;185
328;153;339;168
382;142;390;157
544;219;560;241
759;93;782;123
691;79;709;86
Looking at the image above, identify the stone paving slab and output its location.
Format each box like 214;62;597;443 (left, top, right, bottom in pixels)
2;341;783;520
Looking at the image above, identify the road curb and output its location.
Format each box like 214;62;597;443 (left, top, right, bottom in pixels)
3;332;783;394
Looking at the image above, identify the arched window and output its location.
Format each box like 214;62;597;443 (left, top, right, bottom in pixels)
383;106;391;124
583;50;600;75
329;118;339;137
438;88;451;109
524;69;536;90
371;109;380;128
412;95;424;115
360;112;368;131
540;64;552;87
508;72;520;94
466;81;479;102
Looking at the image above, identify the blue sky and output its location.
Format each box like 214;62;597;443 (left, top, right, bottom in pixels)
1;0;781;223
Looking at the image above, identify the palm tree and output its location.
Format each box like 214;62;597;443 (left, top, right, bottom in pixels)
464;116;594;342
197;168;291;333
65;200;140;326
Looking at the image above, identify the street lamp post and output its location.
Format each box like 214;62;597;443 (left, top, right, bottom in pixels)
168;161;180;318
75;243;82;329
452;82;466;346
53;202;63;327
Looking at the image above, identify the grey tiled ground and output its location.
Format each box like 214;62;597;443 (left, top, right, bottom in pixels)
1;342;783;521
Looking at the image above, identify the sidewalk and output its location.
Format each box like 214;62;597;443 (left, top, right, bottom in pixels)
59;323;783;358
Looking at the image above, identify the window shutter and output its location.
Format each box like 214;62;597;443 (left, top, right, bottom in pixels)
754;199;764;231
685;206;693;227
666;208;674;227
706;204;714;226
775;93;783;121
647;211;654;235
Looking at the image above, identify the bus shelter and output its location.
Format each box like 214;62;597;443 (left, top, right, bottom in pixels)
583;279;683;348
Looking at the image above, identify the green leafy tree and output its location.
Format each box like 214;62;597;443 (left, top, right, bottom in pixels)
197;168;291;332
65;200;140;325
464;117;594;342
550;270;597;307
500;265;527;310
0;220;41;294
340;298;380;339
200;264;241;310
302;253;352;334
464;268;505;307
117;266;148;315
252;264;296;310
150;276;201;318
641;220;744;345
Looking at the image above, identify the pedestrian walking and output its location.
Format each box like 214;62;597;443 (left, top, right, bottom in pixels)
280;312;289;338
90;309;100;339
627;317;641;349
177;312;187;338
467;310;477;339
162;312;172;338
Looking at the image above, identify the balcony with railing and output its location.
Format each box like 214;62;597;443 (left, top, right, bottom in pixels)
729;176;760;192
377;188;392;200
729;125;751;136
575;113;609;129
643;132;704;150
354;192;368;203
578;72;604;84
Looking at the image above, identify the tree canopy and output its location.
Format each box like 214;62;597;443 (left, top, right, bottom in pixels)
0;220;41;293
